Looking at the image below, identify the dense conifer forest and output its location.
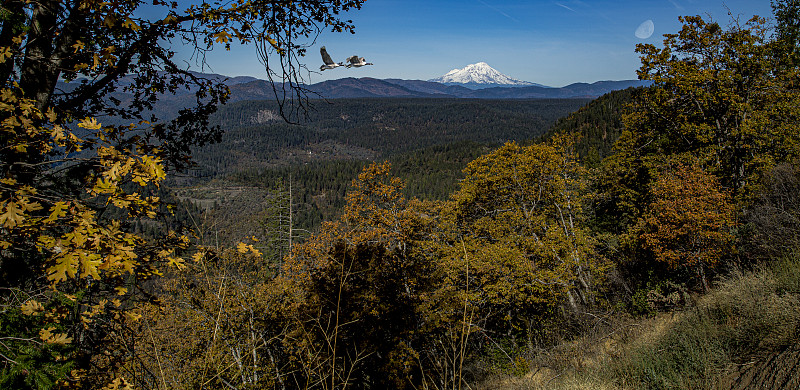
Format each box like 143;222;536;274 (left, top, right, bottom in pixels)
175;98;587;243
189;98;588;176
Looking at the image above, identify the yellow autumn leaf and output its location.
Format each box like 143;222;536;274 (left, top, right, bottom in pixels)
80;255;103;280
191;251;206;262
39;327;73;345
0;90;14;103
111;197;131;208
213;30;232;43
0;201;25;228
44;201;69;223
50;125;66;144
45;108;57;123
2;115;20;129
236;242;262;256
67;131;83;149
0;47;12;63
102;377;134;390
71;40;85;53
125;312;142;323
48;253;78;282
249;246;262;256
18;196;42;212
168;256;186;269
140;154;166;181
78;117;102;130
20;299;44;316
162;14;178;24
122;17;140;31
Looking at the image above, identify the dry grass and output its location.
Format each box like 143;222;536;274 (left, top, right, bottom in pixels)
473;256;800;390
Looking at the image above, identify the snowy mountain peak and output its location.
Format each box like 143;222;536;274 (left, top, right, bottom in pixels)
429;62;542;89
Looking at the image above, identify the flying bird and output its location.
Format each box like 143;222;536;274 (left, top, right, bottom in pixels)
345;55;373;68
319;46;344;71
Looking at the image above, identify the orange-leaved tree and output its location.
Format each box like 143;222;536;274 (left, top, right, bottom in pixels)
594;13;800;296
597;14;800;236
632;161;736;291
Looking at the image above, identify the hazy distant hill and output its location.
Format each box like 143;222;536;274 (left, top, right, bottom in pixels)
382;79;477;96
304;78;436;98
62;73;648;125
298;78;650;99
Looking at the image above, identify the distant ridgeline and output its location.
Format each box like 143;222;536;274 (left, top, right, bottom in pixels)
80;74;646;123
238;77;649;99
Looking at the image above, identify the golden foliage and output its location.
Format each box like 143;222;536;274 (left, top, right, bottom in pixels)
272;162;446;389
39;327;73;345
131;246;277;389
0;86;188;387
439;135;604;323
629;161;736;289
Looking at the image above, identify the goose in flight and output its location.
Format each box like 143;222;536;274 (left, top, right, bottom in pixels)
345;55;373;68
319;46;344;71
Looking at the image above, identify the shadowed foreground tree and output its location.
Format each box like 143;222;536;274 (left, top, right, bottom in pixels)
129;244;276;389
742;163;800;262
773;0;800;65
0;0;364;388
267;162;450;390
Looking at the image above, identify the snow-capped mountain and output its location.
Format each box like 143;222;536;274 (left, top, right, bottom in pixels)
429;62;546;89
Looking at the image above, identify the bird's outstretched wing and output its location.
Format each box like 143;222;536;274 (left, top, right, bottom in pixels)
346;55;359;65
320;46;335;65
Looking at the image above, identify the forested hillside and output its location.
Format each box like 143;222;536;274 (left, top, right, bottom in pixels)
174;98;586;243
541;87;635;166
189;98;588;177
184;89;632;242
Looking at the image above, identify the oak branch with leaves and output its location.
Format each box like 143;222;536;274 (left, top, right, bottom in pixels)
0;0;364;387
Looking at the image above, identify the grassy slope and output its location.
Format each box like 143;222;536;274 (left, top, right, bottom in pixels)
478;256;800;389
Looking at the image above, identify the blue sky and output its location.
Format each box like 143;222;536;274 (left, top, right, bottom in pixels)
186;0;774;87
